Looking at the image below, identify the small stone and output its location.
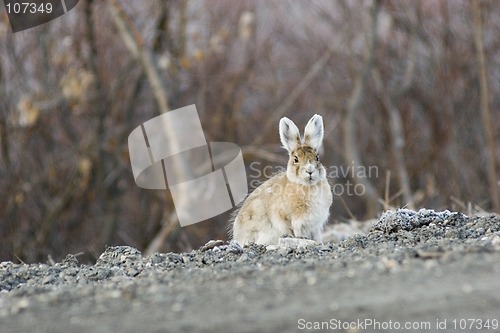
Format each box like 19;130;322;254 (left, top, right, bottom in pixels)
199;240;225;252
150;253;164;264
228;240;244;254
278;247;291;256
97;268;110;280
42;276;55;285
266;245;278;252
318;245;333;252
62;254;79;267
0;261;13;268
168;254;182;263
126;269;140;277
237;253;249;262
278;237;317;248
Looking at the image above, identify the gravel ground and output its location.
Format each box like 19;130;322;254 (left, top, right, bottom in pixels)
1;209;500;333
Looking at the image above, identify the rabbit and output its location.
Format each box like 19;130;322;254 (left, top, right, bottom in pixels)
231;114;332;245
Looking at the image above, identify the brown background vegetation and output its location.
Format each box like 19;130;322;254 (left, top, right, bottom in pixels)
0;0;498;262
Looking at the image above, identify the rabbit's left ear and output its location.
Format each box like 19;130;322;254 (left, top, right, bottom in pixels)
280;117;301;153
303;114;324;151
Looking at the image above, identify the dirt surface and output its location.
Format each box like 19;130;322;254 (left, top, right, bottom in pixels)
1;209;500;333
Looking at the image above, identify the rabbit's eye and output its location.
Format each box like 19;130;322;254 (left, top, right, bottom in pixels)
316;154;320;162
294;156;299;163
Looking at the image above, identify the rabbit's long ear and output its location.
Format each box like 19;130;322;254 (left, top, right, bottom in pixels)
279;117;301;153
304;114;324;151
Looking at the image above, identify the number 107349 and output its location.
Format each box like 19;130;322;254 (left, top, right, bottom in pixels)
5;2;53;14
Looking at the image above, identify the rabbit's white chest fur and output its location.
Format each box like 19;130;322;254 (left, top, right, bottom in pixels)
231;114;333;245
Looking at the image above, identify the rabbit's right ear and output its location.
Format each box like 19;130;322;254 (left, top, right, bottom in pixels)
279;117;301;153
303;114;324;151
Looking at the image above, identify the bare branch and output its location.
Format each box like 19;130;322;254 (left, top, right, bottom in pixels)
108;0;170;115
373;69;414;209
470;0;499;212
109;1;192;254
343;0;381;216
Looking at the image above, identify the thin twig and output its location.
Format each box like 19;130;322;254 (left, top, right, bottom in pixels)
252;45;336;146
337;195;357;222
384;170;391;211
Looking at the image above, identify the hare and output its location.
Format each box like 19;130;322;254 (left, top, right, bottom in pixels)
231;114;332;245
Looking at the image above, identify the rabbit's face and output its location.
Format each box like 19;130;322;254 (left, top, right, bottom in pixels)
279;114;326;185
288;145;326;185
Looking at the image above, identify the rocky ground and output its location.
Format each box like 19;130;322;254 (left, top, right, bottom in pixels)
1;209;500;332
